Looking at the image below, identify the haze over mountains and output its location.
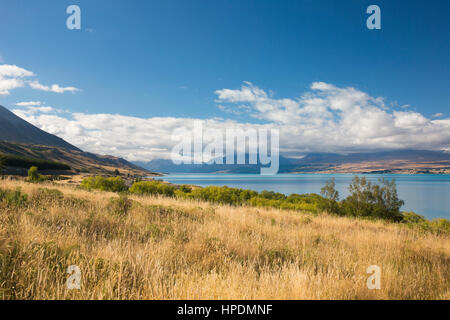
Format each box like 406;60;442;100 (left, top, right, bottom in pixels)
136;150;450;174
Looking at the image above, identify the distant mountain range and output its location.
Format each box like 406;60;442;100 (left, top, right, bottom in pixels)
0;105;153;176
136;150;450;174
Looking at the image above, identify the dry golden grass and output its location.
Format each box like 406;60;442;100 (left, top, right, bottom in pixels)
0;179;449;300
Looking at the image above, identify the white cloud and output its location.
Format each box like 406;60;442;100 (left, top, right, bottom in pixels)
433;113;444;118
12;103;54;117
215;82;450;153
0;64;79;95
15;101;42;107
28;80;79;93
11;82;450;161
0;65;34;95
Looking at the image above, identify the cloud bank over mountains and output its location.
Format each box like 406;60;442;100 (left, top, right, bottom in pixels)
11;81;450;162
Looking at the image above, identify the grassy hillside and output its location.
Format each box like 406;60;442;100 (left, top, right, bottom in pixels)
0;179;448;299
0;140;156;176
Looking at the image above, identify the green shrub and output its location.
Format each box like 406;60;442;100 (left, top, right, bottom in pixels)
108;195;133;217
129;181;175;197
259;190;286;200
27;166;43;182
179;185;192;193
247;194;323;213
80;176;127;192
0;188;28;207
185;186;258;205
401;211;450;235
428;219;450;234
401;211;427;224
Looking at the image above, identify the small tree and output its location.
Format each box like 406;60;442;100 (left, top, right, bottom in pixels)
28;166;42;182
341;176;404;221
320;178;340;214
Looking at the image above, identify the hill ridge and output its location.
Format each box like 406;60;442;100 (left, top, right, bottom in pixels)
0;105;81;151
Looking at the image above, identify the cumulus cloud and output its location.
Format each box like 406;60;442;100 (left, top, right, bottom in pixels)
0;64;79;95
216;82;450;153
11;82;450;161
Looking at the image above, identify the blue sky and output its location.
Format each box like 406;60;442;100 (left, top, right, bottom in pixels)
0;0;449;160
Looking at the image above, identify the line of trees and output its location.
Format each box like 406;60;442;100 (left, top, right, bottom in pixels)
79;175;410;222
72;175;449;232
320;177;405;222
0;154;71;171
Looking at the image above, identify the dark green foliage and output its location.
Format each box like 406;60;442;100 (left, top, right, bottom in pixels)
259;190;286;200
129;181;175;197
80;176;127;192
319;178;340;214
177;185;324;212
184;186;258;205
179;185;192;193
341;176;404;221
0;154;70;170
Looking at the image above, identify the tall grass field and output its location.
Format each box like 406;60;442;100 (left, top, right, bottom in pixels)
0;179;449;299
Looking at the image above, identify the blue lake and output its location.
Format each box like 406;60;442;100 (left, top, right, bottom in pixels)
156;173;450;219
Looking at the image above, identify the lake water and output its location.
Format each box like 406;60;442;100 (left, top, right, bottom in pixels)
156;173;450;219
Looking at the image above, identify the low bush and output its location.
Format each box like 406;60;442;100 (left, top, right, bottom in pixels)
179;185;192;193
108;195;133;217
183;186;258;206
129;181;175;197
401;211;450;235
0;187;28;207
80;176;127;192
27;166;44;183
401;211;427;224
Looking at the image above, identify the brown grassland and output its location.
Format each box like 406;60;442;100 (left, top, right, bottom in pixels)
0;178;449;300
